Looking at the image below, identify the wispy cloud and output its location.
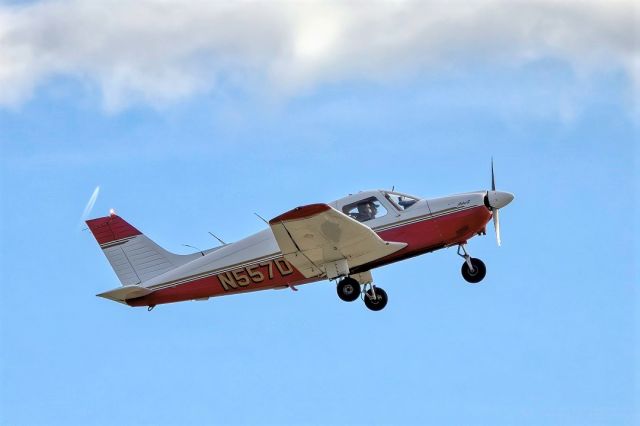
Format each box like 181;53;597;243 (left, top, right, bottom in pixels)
0;0;636;110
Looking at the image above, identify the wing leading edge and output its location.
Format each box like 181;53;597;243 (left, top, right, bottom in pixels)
269;203;407;279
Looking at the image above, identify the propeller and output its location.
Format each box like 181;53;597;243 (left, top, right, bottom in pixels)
491;159;500;246
78;185;100;229
493;205;501;246
491;158;496;191
484;159;514;246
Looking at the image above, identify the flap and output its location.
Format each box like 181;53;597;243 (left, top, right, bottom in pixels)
269;204;407;278
97;285;152;304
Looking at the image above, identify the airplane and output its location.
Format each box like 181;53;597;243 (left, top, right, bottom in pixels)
86;164;514;312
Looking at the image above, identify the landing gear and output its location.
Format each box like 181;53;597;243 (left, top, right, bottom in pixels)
336;275;388;311
458;244;486;283
461;258;486;283
336;277;361;302
363;285;388;311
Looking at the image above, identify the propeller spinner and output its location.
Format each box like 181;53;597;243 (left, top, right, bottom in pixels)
484;159;514;246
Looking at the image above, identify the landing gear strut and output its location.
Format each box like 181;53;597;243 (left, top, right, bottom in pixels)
363;284;388;311
336;276;388;311
457;244;486;283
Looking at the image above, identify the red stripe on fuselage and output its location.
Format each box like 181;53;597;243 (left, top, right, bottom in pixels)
352;205;491;273
125;257;313;307
126;205;492;307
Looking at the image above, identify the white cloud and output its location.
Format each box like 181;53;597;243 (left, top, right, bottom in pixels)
0;0;637;110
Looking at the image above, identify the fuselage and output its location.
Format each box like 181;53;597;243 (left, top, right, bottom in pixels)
125;190;493;307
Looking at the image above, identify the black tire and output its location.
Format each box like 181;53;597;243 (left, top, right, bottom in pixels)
461;258;486;283
337;277;361;302
364;287;388;311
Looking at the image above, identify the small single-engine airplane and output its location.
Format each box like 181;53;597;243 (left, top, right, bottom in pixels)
86;164;513;311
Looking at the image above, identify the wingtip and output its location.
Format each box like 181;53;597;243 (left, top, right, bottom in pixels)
269;203;332;224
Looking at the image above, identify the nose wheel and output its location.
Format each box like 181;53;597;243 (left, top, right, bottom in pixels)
458;244;486;283
461;258;486;283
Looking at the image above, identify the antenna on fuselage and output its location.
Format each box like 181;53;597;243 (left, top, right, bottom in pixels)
182;244;205;256
208;231;226;245
254;212;269;224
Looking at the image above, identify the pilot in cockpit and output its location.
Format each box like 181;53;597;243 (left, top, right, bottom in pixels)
355;201;378;222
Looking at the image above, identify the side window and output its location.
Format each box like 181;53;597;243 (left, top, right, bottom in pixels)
385;192;419;211
342;197;388;223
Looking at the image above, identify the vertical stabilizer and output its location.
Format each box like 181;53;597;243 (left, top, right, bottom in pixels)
86;214;201;286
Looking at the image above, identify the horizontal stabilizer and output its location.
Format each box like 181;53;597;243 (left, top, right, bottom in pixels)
97;285;152;304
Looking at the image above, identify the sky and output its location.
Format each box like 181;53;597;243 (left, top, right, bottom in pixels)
0;1;638;425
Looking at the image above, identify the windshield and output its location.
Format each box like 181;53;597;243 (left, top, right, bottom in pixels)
384;192;420;211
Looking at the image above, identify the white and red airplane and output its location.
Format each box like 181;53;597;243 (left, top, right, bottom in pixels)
86;166;513;311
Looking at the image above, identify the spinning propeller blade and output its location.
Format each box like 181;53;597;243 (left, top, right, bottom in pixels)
486;159;513;246
493;208;501;246
492;159;499;245
491;157;496;191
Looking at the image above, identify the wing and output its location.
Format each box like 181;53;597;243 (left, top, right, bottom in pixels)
269;204;407;278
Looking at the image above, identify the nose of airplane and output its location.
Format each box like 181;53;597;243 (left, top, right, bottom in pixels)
487;191;515;209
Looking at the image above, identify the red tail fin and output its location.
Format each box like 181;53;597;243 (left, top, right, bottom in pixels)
86;215;142;246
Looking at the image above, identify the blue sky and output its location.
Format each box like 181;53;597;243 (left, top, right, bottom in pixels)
1;1;638;425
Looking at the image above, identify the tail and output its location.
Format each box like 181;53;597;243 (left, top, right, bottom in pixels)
86;213;201;287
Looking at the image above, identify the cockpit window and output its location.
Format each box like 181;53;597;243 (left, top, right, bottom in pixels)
384;192;419;211
342;197;388;223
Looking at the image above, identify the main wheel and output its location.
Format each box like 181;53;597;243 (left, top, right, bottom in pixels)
461;258;486;283
337;277;361;302
364;287;388;311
